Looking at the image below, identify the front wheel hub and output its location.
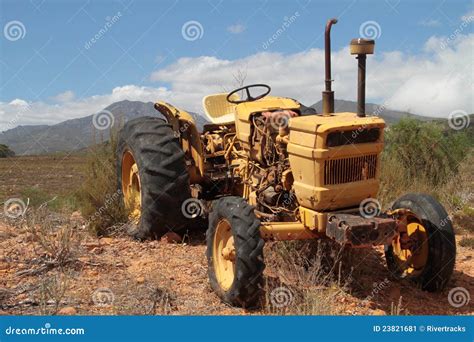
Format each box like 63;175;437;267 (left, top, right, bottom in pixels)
121;150;141;223
213;219;235;290
392;214;429;276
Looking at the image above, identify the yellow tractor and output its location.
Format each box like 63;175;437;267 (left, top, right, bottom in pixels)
117;19;456;307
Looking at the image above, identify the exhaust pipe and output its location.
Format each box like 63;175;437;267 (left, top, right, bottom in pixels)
322;18;338;115
350;38;375;117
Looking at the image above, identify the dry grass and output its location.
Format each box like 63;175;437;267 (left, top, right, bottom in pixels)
263;240;356;315
110;276;176;315
459;237;474;249
14;207;85;277
35;271;71;315
76;131;128;236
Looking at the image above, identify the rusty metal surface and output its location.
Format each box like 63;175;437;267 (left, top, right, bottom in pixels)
322;18;338;114
356;54;367;117
326;213;397;247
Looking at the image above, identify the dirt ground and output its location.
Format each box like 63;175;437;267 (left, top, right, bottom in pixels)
0;154;85;200
0;155;472;315
0;214;472;316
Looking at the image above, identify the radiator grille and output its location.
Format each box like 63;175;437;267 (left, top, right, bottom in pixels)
324;154;378;185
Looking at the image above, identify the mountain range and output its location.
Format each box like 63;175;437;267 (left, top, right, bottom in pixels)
0;99;438;155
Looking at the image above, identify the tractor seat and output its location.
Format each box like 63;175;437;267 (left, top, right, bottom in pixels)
202;93;239;125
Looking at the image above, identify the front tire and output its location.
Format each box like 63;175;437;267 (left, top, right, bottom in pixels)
117;116;191;239
385;193;456;291
206;197;265;307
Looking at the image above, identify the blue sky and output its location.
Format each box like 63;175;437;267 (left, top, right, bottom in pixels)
0;0;473;127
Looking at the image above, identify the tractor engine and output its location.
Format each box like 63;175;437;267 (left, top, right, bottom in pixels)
241;109;386;222
245;110;300;222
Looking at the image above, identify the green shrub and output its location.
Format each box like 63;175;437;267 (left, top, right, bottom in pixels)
379;118;472;206
77;130;127;235
383;118;470;186
0;144;15;158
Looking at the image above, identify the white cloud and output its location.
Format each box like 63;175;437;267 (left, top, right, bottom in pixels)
151;33;473;117
227;23;245;34
9;99;29;106
1;32;472;131
53;90;75;103
0;85;171;131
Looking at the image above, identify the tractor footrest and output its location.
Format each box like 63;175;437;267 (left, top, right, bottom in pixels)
326;214;397;248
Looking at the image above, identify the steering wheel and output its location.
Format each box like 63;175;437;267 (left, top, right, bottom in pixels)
226;84;271;104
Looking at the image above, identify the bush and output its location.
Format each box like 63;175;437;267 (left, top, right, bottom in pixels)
379;118;473;206
0;144;15;158
384;118;470;185
77;130;128;235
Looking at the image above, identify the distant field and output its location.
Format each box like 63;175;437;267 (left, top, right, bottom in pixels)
0;155;86;209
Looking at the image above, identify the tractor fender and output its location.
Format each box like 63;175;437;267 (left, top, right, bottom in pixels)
154;101;205;180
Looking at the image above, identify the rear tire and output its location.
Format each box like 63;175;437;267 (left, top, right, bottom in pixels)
117;116;191;239
206;197;265;307
385;193;456;292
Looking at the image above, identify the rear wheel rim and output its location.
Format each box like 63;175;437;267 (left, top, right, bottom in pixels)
121;150;141;223
392;214;429;276
213;219;236;291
